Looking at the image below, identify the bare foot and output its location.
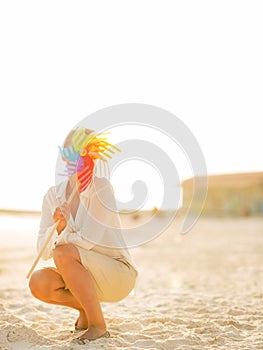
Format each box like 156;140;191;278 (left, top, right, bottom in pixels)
74;326;110;343
75;310;89;330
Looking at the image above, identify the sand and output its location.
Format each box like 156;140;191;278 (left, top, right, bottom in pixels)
0;213;262;350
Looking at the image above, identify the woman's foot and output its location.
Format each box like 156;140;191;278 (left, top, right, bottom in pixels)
74;310;89;330
74;326;110;343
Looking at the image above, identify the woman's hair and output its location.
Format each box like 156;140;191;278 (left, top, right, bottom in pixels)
63;128;94;148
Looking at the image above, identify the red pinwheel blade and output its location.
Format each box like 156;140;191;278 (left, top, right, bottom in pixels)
77;154;95;192
77;168;93;192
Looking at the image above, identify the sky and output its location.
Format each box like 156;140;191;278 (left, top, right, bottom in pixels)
0;1;262;211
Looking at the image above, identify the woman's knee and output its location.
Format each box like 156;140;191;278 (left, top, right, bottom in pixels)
29;269;52;300
53;244;80;267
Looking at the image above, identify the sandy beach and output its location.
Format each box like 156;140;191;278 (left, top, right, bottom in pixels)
0;213;262;350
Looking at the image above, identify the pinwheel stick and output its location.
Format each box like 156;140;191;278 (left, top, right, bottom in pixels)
26;185;78;279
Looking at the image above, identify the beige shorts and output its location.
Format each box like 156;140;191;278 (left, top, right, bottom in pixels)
50;247;138;302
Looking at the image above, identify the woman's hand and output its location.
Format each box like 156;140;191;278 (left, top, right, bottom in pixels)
53;203;70;235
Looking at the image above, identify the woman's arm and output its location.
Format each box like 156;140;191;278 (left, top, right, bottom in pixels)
37;191;63;260
37;180;117;256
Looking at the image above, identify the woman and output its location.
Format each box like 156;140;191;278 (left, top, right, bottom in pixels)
28;128;138;343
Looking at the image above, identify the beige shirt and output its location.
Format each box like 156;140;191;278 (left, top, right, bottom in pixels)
37;176;138;273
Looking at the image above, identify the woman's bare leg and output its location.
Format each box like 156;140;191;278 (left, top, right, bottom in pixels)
29;268;89;329
53;244;108;340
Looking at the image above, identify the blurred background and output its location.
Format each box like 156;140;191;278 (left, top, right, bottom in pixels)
0;0;262;214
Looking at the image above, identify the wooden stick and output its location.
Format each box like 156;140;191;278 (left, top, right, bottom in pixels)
26;185;78;279
26;220;60;279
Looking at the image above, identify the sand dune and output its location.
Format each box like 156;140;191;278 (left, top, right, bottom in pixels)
0;214;263;349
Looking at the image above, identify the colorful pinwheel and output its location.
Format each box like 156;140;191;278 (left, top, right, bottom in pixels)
59;128;121;191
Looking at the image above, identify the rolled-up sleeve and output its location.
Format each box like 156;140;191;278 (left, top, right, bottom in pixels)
37;192;59;260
